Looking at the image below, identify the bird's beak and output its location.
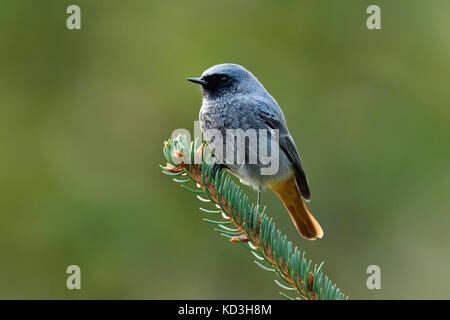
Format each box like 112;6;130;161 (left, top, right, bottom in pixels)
187;77;208;86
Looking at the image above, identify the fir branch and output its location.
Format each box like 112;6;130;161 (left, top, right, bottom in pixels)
161;135;348;300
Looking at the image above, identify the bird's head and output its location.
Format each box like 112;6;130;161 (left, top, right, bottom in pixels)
187;63;262;99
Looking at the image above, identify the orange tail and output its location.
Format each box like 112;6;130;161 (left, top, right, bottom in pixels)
268;176;323;240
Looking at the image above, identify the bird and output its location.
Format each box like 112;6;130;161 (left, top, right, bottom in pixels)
187;63;323;240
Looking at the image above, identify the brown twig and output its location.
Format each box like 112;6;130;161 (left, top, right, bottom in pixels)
164;158;317;300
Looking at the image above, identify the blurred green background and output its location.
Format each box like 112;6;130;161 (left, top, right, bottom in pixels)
0;0;449;299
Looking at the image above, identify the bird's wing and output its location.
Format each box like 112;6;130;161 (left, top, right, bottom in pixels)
253;98;311;201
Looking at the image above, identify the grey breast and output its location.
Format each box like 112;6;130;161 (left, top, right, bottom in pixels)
199;94;292;183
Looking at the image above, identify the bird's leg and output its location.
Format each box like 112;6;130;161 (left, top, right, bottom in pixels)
257;190;261;210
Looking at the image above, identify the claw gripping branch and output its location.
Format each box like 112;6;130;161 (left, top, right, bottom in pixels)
161;135;347;300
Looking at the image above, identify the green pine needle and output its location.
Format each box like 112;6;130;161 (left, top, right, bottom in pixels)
161;134;348;300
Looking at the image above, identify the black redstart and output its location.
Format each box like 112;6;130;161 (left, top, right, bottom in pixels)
188;64;323;240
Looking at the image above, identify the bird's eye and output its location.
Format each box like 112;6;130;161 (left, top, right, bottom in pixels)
219;76;229;84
